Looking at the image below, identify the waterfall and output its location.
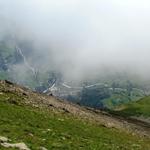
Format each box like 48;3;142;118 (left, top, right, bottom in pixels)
15;45;36;76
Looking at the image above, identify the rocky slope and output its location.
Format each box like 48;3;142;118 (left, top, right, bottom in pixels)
0;80;150;137
0;80;150;149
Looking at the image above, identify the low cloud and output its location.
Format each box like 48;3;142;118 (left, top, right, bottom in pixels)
1;0;150;82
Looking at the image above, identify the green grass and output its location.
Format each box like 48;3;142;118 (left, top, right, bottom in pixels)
102;89;144;109
116;96;150;117
0;93;150;150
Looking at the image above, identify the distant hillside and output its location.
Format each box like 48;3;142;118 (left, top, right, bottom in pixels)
78;84;145;109
115;96;150;117
0;39;150;110
0;80;150;149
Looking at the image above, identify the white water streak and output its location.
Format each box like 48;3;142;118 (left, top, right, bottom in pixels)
16;45;35;75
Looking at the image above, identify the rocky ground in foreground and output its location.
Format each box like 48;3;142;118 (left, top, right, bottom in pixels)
0;80;150;150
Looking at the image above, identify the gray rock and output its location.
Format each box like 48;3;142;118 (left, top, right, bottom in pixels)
0;136;8;143
1;142;30;150
40;146;48;150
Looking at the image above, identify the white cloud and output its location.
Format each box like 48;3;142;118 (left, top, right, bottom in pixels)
0;0;150;80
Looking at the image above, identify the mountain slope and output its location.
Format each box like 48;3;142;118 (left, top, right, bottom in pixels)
114;96;150;123
0;42;148;111
0;80;150;150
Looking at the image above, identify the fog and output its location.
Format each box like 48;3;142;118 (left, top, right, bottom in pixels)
1;0;150;82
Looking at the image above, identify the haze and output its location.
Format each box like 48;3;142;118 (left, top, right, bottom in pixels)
0;0;150;81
